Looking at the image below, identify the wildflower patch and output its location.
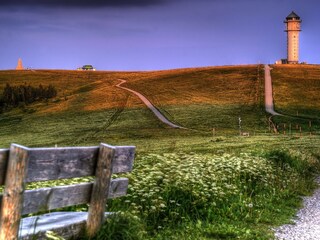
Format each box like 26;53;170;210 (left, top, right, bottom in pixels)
114;152;302;230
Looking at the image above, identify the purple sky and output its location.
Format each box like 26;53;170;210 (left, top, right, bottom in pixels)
1;0;319;70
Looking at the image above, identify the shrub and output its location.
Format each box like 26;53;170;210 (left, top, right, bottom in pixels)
0;83;57;111
89;212;147;240
265;149;314;175
113;153;290;231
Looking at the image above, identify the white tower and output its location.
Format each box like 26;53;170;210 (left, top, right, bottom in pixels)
284;11;301;64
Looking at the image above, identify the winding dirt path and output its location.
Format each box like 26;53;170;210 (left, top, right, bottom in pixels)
116;79;184;129
264;64;282;116
117;66;281;131
264;64;282;133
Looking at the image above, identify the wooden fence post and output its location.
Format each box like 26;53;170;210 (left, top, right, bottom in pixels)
0;144;29;240
300;126;302;137
86;143;114;237
289;123;292;135
309;121;312;136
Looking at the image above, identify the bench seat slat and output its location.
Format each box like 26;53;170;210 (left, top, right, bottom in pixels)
19;211;112;240
0;178;129;215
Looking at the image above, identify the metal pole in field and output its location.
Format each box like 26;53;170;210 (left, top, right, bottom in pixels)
239;117;242;136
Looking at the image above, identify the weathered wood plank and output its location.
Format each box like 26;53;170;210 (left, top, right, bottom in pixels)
0;149;9;185
0;144;29;240
23;144;135;182
86;143;114;237
19;212;112;240
0;178;128;215
26;146;99;182
0;144;135;185
113;146;135;173
108;178;130;198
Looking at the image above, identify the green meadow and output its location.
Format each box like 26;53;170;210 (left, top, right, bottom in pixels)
1;65;320;239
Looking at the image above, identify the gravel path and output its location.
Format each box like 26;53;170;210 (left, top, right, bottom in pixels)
116;79;185;129
265;65;320;239
274;178;320;240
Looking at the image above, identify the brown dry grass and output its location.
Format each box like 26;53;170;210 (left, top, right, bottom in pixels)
271;64;320;117
0;65;262;114
122;65;262;106
0;65;265;137
0;70;138;114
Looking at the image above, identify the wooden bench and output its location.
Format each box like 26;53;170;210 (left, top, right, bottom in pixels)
0;143;135;239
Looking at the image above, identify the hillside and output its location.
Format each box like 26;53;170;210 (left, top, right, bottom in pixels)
271;64;320;117
270;64;320;133
123;65;265;133
0;65;266;149
1;65;320;148
1;66;320;240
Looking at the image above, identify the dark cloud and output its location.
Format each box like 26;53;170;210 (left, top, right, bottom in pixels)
0;0;168;8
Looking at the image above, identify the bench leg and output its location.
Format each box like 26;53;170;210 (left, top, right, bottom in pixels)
0;144;29;240
86;144;114;237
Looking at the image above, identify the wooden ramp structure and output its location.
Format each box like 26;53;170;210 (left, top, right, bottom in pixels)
0;143;135;239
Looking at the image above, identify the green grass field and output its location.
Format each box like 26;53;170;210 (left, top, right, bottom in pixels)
1;65;320;239
0;65;266;147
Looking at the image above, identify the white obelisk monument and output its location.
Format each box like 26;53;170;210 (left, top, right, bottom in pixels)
16;58;24;70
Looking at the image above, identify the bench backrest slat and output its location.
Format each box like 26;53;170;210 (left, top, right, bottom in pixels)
0;144;135;185
0;178;128;215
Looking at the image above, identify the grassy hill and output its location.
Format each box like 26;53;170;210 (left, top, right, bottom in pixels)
271;64;320;134
1;65;320;239
124;65;265;133
2;64;320;148
0;65;266;149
